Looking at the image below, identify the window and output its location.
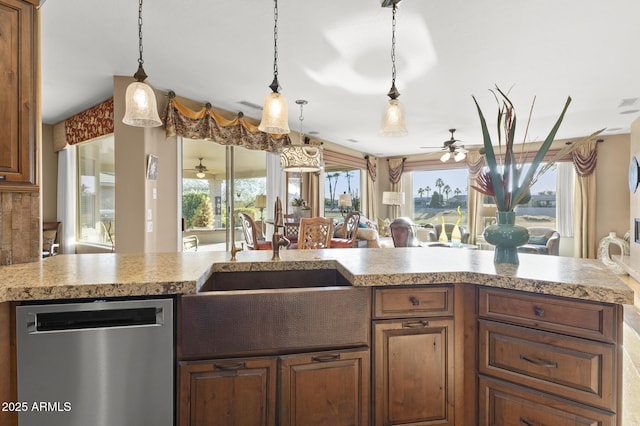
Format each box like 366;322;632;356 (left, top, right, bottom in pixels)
411;168;468;226
513;163;558;228
77;135;115;248
324;167;361;221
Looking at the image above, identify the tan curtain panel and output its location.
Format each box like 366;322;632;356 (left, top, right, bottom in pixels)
322;150;367;169
465;151;485;244
54;98;114;151
573;140;598;258
365;155;377;219
388;158;405;184
163;94;290;153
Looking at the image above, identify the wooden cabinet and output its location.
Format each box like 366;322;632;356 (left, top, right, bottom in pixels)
478;287;622;426
178;357;277;426
178;349;368;426
279;349;369;426
372;286;455;425
0;0;38;189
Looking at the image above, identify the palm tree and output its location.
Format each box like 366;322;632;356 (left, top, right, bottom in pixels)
417;187;425;199
454;187;461;198
326;172;341;208
425;185;431;199
435;178;444;196
343;170;353;194
443;184;451;201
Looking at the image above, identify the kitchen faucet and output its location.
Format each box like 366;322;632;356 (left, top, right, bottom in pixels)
271;196;290;260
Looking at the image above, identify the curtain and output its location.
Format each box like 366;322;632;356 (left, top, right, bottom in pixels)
53;98;114;151
573;140;598;258
388;158;405;218
556;162;575;237
163;94;290;153
56;146;77;254
465;151;485;244
365;155;377;220
302;172;321;218
266;152;286;239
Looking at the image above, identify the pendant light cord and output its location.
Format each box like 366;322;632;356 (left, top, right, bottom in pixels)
267;0;280;92
299;102;305;144
138;0;144;67
390;3;397;87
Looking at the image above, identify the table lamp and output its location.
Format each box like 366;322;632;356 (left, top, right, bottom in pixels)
338;192;353;216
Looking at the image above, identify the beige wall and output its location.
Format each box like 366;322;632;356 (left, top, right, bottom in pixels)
113;76;180;253
41;124;57;222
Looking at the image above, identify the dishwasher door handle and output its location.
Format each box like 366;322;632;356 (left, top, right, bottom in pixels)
28;306;165;333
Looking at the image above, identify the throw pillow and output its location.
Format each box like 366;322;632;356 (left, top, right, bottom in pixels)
528;235;549;245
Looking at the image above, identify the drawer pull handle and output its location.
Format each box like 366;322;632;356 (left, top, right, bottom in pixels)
520;354;558;368
533;307;545;317
403;320;429;328
519;418;537;426
312;354;340;363
214;362;246;371
409;296;420;306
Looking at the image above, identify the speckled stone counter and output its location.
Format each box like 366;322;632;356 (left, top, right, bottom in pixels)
0;248;634;304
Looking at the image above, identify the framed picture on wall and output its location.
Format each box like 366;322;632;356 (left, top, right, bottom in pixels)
146;154;158;180
635;218;640;244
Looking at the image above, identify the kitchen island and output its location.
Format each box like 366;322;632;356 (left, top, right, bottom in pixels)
0;248;634;425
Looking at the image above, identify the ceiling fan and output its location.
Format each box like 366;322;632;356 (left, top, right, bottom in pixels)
439;129;468;162
184;157;209;179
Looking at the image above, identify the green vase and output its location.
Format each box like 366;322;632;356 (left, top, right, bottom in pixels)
483;211;529;264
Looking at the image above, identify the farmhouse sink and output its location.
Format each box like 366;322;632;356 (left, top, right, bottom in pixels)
199;268;352;292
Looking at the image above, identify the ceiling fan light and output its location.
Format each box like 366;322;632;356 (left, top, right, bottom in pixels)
380;98;408;137
440;151;451;162
454;151;466;162
258;91;290;134
196;171;206;179
123;81;162;127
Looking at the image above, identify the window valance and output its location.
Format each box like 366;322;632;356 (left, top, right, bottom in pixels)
163;92;291;153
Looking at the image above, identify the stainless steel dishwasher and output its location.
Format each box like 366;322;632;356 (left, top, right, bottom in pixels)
16;298;174;426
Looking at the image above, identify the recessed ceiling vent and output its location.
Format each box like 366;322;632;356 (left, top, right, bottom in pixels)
237;100;263;110
619;98;639;108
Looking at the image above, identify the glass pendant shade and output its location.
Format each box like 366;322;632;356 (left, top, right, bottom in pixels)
123;81;162;127
440;152;451;162
454;151;467;162
280;145;323;172
380;98;407;137
258;92;290;134
196;171;206;179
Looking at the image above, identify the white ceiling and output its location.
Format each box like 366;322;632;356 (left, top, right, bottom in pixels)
41;0;640;158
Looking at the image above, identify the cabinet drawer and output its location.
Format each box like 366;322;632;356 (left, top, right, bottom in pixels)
478;287;616;342
479;376;616;426
374;286;453;318
479;320;616;411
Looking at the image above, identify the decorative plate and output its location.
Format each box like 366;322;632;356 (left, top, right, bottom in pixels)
629;155;640;193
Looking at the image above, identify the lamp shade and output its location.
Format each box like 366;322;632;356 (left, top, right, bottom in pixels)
482;204;498;217
454;150;467;162
380;99;407;137
382;191;405;206
255;194;267;209
258;92;290;134
440;152;451;162
280;145;323;172
123;81;162;127
338;193;353;207
196;171;206;179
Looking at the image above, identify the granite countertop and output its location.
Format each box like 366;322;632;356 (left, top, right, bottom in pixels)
0;248;634;304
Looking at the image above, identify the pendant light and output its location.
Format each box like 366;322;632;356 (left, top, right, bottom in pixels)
380;1;407;137
280;100;323;172
122;0;162;128
258;0;290;134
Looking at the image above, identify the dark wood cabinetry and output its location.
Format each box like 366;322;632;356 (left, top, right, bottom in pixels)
178;357;277;426
372;287;456;426
0;0;38;189
279;349;369;426
477;287;622;426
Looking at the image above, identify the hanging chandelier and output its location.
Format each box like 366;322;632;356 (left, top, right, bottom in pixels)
380;0;407;137
280;100;323;172
122;0;162;128
258;0;290;134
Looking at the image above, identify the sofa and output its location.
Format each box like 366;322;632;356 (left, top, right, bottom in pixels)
517;227;560;255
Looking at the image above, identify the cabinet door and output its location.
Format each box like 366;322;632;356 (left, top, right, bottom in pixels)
479;376;616;426
279;349;369;426
374;318;455;426
0;0;36;188
178;357;277;426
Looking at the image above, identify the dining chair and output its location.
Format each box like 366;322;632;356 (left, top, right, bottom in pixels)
283;222;299;244
239;213;272;250
331;211;361;248
297;217;333;249
389;217;421;247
